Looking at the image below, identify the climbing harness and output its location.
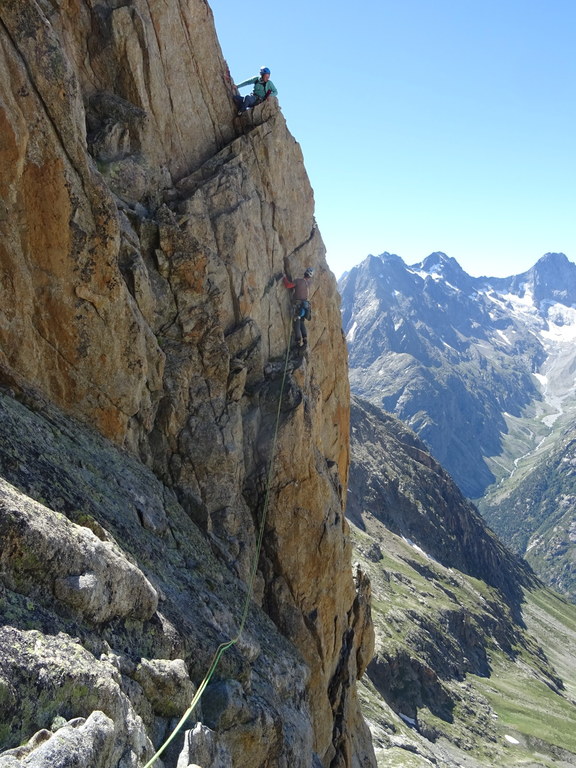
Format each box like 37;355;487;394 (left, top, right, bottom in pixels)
293;300;311;322
143;325;294;768
302;300;312;321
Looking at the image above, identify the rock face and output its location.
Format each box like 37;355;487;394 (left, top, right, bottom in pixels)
0;1;374;766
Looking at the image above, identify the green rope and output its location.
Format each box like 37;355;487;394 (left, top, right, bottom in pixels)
143;327;294;768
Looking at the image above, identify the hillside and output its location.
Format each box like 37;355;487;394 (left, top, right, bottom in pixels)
480;424;576;603
0;1;374;766
348;396;576;767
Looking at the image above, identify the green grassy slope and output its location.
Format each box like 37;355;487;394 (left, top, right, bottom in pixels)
480;428;576;603
354;525;576;767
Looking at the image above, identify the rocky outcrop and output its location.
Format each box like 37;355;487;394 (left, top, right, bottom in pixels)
0;479;158;624
0;1;373;766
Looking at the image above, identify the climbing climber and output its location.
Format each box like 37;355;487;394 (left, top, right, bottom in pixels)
283;268;314;349
233;66;278;114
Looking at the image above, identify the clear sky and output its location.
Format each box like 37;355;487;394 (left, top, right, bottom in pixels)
209;0;575;279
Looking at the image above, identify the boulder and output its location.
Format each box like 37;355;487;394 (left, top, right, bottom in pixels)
0;479;158;623
133;658;195;718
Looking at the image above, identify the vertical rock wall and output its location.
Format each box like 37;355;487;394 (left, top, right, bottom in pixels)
0;1;375;765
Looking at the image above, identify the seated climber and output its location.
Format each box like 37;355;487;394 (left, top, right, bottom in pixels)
233;66;278;113
283;268;314;348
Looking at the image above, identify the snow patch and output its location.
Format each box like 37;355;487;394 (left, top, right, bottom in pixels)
402;536;440;564
399;712;417;726
490;287;540;319
346;321;358;342
541;304;576;341
412;268;441;282
533;372;547;387
502;288;534;307
505;735;520;745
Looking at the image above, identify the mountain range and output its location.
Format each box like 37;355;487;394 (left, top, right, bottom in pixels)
339;251;576;601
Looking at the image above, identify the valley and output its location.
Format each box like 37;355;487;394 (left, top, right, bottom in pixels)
348;396;576;767
340;251;576;604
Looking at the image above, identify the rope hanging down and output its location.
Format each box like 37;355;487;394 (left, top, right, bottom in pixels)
143;327;294;768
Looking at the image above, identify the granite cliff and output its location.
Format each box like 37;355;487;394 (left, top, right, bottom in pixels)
0;1;374;766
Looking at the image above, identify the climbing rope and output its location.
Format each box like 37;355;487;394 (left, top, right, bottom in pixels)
143;326;294;768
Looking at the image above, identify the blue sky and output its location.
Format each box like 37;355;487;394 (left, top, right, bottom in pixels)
209;0;575;279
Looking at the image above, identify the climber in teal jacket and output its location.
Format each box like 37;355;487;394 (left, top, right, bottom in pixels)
233;67;278;113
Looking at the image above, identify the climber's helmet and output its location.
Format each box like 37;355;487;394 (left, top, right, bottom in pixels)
260;66;271;76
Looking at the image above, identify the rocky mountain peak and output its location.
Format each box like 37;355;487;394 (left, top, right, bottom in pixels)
416;251;455;273
529;251;576;307
339;251;572;498
535;251;572;270
349;252;406;284
413;252;475;293
378;251;404;266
